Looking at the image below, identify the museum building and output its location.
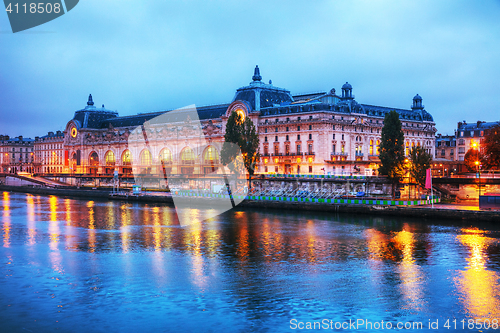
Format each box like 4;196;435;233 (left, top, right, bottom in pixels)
61;66;436;177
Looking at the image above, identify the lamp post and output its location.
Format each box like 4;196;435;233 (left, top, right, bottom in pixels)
472;142;481;198
404;158;409;200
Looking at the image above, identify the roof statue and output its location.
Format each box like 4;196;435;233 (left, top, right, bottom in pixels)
252;65;262;82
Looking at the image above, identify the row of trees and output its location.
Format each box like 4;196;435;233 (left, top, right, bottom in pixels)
378;110;432;197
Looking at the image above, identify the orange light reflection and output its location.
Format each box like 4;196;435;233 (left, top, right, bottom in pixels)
455;229;500;319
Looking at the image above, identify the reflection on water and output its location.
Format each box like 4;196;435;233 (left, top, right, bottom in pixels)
1;192;500;332
455;228;500;319
3;192;10;247
393;226;425;312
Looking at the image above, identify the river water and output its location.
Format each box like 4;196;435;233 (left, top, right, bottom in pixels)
1;192;500;332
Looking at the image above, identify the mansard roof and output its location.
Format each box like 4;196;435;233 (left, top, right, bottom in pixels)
458;121;499;131
98;104;229;129
258;98;434;122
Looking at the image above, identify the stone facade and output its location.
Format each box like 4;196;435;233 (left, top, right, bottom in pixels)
46;67;436;177
34;131;65;174
0;135;34;173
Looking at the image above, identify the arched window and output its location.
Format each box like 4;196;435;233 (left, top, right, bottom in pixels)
376;140;380;155
369;140;373;155
105;151;115;166
181;147;195;165
89;152;99;166
122;150;132;166
140;150;152;166
203;146;219;164
159;148;172;164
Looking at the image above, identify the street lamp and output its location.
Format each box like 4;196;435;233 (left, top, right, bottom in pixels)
475;160;481;197
472;142;481;198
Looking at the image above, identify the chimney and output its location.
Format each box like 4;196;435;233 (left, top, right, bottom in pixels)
457;122;462;129
18;135;23;141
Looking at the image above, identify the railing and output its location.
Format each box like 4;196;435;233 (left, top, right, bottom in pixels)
332;152;348;156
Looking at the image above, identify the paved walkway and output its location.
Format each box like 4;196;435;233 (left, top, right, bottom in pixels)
419;203;482;211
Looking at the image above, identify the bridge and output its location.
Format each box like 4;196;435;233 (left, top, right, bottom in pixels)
0;173;70;188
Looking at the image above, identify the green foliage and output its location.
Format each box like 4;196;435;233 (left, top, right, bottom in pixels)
220;111;260;178
378;110;406;184
240;116;260;177
408;146;432;187
483;124;500;169
464;148;486;173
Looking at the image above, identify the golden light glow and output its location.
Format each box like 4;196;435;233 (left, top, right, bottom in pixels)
264;158;268;164
393;227;425;311
71;127;77;138
455;229;500;319
275;158;278;163
308;157;313;163
87;201;96;252
297;157;301;163
3;192;11;248
475;161;479;166
27;195;36;245
235;109;246;123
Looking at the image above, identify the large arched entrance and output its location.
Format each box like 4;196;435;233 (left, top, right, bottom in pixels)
121;150;132;175
159;148;172;176
180;147;195;175
140;149;152;174
203;146;219;174
105;150;115;174
89;151;99;176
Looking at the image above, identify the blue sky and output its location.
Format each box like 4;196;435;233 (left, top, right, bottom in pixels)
1;0;499;138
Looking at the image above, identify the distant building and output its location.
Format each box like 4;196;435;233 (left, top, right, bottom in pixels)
0;135;34;173
456;120;500;161
32;66;436;177
34;131;65;174
435;134;456;161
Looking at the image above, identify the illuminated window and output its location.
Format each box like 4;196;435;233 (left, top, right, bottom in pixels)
369;140;373;155
376;140;380;155
140;150;152;166
122;150;132;166
203;146;219;164
89;152;99;166
159;148;172;164
181;147;195;164
105;151;115;166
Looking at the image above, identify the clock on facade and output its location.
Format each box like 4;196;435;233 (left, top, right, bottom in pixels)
71;127;78;138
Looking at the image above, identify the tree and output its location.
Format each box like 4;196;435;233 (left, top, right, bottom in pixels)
220;111;244;173
378;110;406;197
464;148;486;173
220;111;260;189
408;146;432;198
483;124;500;170
240;116;260;187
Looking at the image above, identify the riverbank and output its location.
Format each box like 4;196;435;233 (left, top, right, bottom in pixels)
2;185;499;222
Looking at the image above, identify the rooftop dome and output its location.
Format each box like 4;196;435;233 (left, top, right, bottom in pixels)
342;82;352;89
413;94;422;100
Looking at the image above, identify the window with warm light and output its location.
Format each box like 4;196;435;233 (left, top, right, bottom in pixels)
122;150;132;165
141;150;152;166
105;151;115;166
203;146;218;164
159;148;172;164
181;148;194;164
